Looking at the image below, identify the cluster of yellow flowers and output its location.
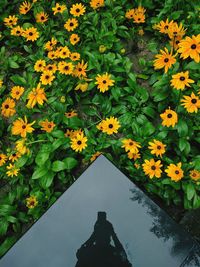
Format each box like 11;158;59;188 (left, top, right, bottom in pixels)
125;6;146;24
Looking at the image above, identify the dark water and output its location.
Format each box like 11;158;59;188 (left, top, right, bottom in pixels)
0;155;199;267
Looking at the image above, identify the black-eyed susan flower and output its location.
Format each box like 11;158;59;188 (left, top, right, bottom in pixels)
170;71;194;90
65;110;77;118
23;27;39;42
178;34;200;63
11;86;24;100
26;83;47;108
8;152;21;162
40;71;55;85
165;162;184;182
6;164;20;177
36;12;48;23
70;132;88;152
1;98;16;117
69;33;80;45
160;107;178;128
19;1;31;14
95;73;115;93
26;195;38;209
57;46;70;59
65;129;74;138
181;92;200;113
70;52;80;61
11;26;23;36
58;61;74;75
15;139;29;155
73;60;88;78
52;3;67;15
148;140;166;158
44;64;57;73
133;7;146;24
47;51;57;60
154;47;176;73
169;35;182;50
64;18;78;32
190;170;200;181
154;19;174;34
39;119;55;133
127;151;141;160
167;22;186;40
34;59;46;72
142;159;163;179
121;139;141;154
70;3;86;17
101;117;120;135
125;9;135;19
90;0;104;9
12;116;35;138
44;37;57;51
0;153;7;166
4;15;18;27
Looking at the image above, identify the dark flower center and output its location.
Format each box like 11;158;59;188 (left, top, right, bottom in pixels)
157;145;161;150
9;20;12;23
180;76;185;81
167;113;172;118
191;99;197;104
76;8;80;12
0;157;2;160
164;58;169;63
39;64;42;67
164;25;168;29
191;44;196;49
77;140;82;145
16;91;19;95
175;170;179;174
13;153;16;156
22;125;26;129
16;30;20;34
48;66;52;70
129;142;133;146
29;32;33;36
108;124;113;128
57;7;61;10
173;31;177;35
25;7;28;11
70;23;74;27
65;66;69;70
48;124;52;128
68;113;72;117
5;104;9;109
176;40;179;44
192;173;196;177
151;166;156;170
103;80;107;84
41;16;45;20
45;75;49;79
63;52;66;55
78;68;82;72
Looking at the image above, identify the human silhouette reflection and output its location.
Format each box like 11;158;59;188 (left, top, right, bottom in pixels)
75;212;132;267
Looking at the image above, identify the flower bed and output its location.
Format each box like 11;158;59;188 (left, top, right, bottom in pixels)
0;0;200;256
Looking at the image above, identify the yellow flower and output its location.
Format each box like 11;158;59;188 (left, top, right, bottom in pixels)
165;162;184;182
26;83;47;108
75;81;88;92
39;119;55;133
121;139;141;154
26;196;38;209
0;79;3;87
65;129;74;138
11;26;24;36
148;140;166;158
169;35;182;50
167;22;186;39
69;34;80;45
58;61;74;75
142;159;163;179
64;18;79;32
160;107;178;128
34;59;46;72
52;3;67;15
73;60;88;78
40;71;55;85
138;29;144;36
99;45;107;53
133;12;145;24
19;1;32;14
6;164;20;177
47;51;57;60
8;152;21;162
65;110;77;118
56;46;70;59
190;170;200;181
15;139;29;155
0;153;7;166
127;151;141;160
170;71;194;90
70;52;80;61
12;116;35;138
154;19;174;34
90;152;101;162
1;98;16;117
181;92;200;113
11;86;24;100
36;12;48;23
178;34;200;63
44;37;57;51
44;64;57;74
70;132;88;152
95;73;115;93
154;47;176;73
70;3;86;17
23;27;39;42
90;0;104;9
100;117;120;135
4;15;18;27
125;9;135;19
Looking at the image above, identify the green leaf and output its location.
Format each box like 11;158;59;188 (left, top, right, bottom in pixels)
63;157;78;170
186;183;195;201
52;161;66;172
178;138;187;152
40;171;55;189
32;167;49;179
177;119;188;137
35;151;50;166
8;59;20;69
10;75;26;86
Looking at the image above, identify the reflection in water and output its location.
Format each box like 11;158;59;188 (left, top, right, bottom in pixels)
130;188;193;258
75;212;132;267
